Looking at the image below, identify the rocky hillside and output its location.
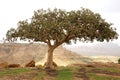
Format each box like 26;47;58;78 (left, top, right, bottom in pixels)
66;42;120;56
0;43;88;66
0;43;118;67
88;56;119;63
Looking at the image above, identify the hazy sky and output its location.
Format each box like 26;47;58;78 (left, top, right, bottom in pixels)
0;0;120;46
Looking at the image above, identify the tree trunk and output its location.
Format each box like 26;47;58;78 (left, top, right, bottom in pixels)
44;47;55;69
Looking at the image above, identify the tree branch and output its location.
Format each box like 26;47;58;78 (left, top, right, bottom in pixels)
46;38;52;47
53;34;70;48
68;34;76;40
54;33;59;44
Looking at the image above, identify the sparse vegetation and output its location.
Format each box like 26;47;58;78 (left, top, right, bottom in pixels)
55;67;73;80
34;70;46;80
0;68;31;76
0;65;120;80
89;73;120;80
95;67;120;73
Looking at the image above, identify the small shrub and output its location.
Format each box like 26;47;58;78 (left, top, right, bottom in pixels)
118;58;120;64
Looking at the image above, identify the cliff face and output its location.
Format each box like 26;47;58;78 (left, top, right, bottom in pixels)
0;43;85;66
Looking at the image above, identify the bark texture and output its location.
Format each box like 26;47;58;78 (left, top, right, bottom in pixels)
44;47;55;69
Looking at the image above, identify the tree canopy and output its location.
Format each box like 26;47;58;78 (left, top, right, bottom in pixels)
6;8;118;48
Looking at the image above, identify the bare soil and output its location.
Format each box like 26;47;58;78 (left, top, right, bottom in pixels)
74;67;120;80
0;63;120;80
0;68;58;80
0;69;39;80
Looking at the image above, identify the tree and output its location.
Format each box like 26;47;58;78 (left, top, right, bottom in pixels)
6;8;118;69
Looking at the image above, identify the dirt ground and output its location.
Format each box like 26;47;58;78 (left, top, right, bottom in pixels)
0;69;39;80
0;68;58;80
0;65;120;80
74;67;120;80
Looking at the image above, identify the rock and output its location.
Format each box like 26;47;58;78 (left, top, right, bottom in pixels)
0;62;8;68
25;60;35;67
8;64;20;68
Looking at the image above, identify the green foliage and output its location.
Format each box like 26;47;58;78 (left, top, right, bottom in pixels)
35;70;46;80
118;58;120;64
6;8;118;48
55;68;73;80
0;68;31;76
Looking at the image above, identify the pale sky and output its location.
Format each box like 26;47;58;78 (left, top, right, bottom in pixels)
0;0;120;46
